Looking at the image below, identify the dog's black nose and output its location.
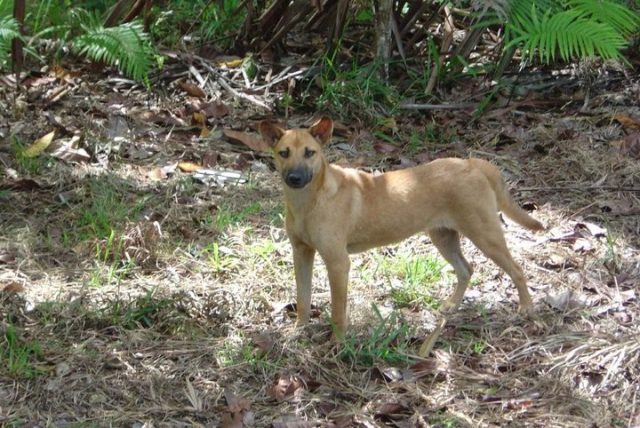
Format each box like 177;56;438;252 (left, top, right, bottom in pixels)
285;169;311;188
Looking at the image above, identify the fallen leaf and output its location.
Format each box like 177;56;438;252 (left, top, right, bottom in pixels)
1;282;24;292
575;221;606;238
177;161;202;173
268;374;304;402
373;141;399;154
572;238;593;253
253;332;275;353
24;131;55;157
375;401;410;419
202;101;230;118
220;412;244;428
225;389;251;413
51;136;90;163
612;113;640;130
179;81;206;98
610;132;640;159
223;129;269;152
200;127;210;138
0;178;41;191
415;152;432;163
191;111;206;127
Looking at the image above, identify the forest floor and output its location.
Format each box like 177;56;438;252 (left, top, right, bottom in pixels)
1;52;639;427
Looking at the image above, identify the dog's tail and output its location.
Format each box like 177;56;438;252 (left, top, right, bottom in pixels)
474;159;545;231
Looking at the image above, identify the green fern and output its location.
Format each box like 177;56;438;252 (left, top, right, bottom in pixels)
508;7;624;62
505;0;639;63
0;14;20;68
73;21;155;82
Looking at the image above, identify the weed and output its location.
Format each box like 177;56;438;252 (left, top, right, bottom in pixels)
338;305;413;366
213;202;262;233
310;57;400;122
380;253;447;309
202;242;237;274
1;324;44;379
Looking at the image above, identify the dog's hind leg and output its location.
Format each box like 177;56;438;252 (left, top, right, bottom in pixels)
428;228;473;312
293;241;316;326
460;215;534;313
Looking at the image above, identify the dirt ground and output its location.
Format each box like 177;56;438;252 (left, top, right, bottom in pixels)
1;58;639;427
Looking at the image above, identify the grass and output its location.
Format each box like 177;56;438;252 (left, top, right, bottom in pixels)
1;324;44;379
310;58;400;122
338;305;413;366
377;252;448;310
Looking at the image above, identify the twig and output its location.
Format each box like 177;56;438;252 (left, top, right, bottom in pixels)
217;77;272;110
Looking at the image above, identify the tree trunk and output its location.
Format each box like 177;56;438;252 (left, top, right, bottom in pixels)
374;0;393;80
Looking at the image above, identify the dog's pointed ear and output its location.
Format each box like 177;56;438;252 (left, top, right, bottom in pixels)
259;121;285;148
309;117;333;145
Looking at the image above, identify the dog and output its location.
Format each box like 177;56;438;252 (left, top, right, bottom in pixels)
259;117;543;351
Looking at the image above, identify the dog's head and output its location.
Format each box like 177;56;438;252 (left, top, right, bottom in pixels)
259;117;333;189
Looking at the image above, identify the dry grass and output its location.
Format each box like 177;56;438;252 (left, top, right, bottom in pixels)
1;73;639;427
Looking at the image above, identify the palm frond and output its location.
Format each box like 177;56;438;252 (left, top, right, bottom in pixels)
506;0;632;62
73;21;154;82
567;0;640;36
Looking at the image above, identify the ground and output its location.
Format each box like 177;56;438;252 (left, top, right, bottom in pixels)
1;58;639;427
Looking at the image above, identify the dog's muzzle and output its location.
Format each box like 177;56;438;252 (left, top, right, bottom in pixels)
284;168;312;189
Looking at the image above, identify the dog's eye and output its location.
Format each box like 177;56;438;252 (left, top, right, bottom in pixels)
304;148;316;158
278;149;290;158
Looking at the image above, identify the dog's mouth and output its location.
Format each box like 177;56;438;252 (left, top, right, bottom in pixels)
283;168;312;189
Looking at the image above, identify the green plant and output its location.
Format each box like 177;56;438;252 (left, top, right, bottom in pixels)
311;55;400;122
338;305;413;366
0;13;20;69
73;13;155;82
488;0;640;63
382;253;447;309
202;242;237;274
1;325;44;379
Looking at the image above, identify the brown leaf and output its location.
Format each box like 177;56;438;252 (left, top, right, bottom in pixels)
610;132;640;159
0;179;41;191
191;112;206;127
51;136;90;163
1;282;24;293
415;152;432;163
200;127;210;138
373;141;399;154
612;113;640;130
225;389;251;413
223;129;270;152
179;81;206;98
375;401;410;418
253;332;275;353
220;412;244;428
177;161;202;173
202;101;230;118
268;374;304;402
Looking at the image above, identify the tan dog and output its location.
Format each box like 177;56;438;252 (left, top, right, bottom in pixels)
260;117;543;351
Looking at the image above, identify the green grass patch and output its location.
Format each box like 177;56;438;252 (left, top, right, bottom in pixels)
338;305;413;367
1;324;45;379
377;253;447;309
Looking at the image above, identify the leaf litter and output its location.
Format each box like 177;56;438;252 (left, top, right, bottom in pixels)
0;50;639;428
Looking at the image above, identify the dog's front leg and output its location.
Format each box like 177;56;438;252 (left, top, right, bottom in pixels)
292;241;316;326
322;250;350;338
